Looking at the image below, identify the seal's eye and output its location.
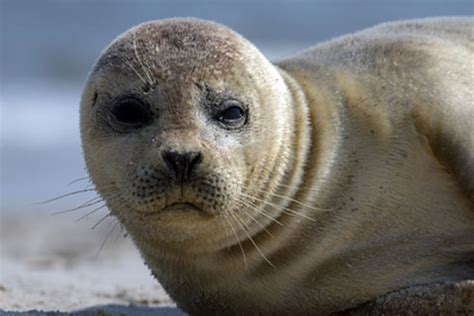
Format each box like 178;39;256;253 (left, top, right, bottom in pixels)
215;100;247;128
109;98;153;131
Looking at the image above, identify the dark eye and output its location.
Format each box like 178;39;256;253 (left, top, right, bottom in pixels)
109;98;153;131
215;100;247;127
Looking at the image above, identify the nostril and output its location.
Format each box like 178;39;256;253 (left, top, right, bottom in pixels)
189;152;202;173
162;151;202;181
162;151;180;178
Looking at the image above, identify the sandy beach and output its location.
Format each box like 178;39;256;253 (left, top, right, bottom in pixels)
0;212;186;315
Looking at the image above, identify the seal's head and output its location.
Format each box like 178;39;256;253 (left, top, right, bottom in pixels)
80;18;298;255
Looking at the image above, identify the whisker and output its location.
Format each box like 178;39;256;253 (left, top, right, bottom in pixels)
141;44;158;86
239;192;316;222
226;170;332;197
233;196;283;227
225;175;334;215
238;207;274;238
218;212;232;249
50;184;123;217
96;220;120;258
222;212;247;269
51;196;103;216
229;211;275;268
132;37;154;86
245;187;332;212
115;223;127;242
75;204;108;223
66;176;91;187
35;188;97;205
118;55;149;86
91;213;111;230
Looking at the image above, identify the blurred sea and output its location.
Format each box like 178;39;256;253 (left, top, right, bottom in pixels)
1;0;473;212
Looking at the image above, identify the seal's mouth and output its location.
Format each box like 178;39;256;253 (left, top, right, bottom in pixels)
138;201;203;217
161;202;201;213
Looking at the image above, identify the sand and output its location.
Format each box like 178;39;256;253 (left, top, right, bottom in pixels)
0;211;186;315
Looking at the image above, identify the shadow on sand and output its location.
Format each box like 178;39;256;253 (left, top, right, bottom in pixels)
0;305;187;316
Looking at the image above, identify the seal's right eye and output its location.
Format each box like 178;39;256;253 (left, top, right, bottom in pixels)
108;98;153;131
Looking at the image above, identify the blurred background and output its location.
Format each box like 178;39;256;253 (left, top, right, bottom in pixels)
1;0;473;313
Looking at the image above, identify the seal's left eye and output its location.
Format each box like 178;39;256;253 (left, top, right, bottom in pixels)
215;100;247;128
109;98;153;131
220;106;244;121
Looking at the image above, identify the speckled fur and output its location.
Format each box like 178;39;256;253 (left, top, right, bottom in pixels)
338;280;474;315
81;17;474;315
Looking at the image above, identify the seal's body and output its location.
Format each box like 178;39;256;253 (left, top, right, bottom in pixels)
81;18;474;314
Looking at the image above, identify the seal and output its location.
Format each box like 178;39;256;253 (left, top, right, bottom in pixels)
80;17;474;314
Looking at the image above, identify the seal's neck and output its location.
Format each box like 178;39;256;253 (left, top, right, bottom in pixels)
272;66;313;211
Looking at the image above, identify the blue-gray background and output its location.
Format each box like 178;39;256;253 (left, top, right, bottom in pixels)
1;0;473;212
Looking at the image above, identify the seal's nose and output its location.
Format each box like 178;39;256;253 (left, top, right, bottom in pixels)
162;151;202;181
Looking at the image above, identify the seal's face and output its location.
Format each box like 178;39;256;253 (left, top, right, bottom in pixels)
80;19;293;254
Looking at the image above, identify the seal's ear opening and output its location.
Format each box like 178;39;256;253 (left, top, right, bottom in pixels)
91;91;98;107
